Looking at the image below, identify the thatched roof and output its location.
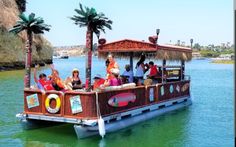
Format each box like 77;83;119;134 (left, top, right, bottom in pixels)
98;39;192;61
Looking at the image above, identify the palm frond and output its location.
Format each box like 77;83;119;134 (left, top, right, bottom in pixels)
28;13;35;23
35;17;44;24
9;13;50;35
19;13;28;22
79;3;85;15
9;26;24;34
71;3;112;38
74;8;86;17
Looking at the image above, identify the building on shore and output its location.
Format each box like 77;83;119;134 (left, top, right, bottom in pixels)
212;53;234;61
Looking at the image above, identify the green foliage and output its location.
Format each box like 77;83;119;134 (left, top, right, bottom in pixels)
70;3;112;38
0;28;53;64
193;43;201;50
0;29;24;62
211;60;234;64
200;50;220;57
15;0;26;12
220;48;234;54
9;13;51;34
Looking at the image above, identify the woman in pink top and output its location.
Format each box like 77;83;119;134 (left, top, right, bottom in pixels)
104;68;122;86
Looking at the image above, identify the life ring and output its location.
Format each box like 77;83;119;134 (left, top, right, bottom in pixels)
45;94;61;114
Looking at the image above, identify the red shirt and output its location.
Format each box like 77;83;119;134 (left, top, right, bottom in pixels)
93;78;105;90
149;65;158;77
39;79;54;90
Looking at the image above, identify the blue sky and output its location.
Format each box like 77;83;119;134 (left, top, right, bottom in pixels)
26;0;233;46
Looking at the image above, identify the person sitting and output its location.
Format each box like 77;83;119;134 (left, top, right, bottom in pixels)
146;61;160;83
103;68;122;87
65;68;83;90
93;74;105;91
134;54;148;85
50;64;67;91
121;64;133;83
33;64;54;91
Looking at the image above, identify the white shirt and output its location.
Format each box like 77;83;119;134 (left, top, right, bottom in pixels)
122;70;133;83
135;64;144;77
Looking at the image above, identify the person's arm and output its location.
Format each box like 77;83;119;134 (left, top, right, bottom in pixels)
50;64;55;73
103;79;110;87
143;63;149;73
33;64;39;83
114;62;119;69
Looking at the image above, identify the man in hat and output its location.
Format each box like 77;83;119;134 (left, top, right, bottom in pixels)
121;64;133;83
93;74;105;91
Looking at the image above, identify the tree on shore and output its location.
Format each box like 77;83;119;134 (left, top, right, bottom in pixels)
9;13;50;88
15;0;27;13
71;3;112;91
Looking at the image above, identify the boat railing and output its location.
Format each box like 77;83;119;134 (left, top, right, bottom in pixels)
23;80;190;120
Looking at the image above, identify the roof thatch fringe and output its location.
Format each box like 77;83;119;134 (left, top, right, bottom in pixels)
156;49;192;61
98;49;192;61
98;51;157;60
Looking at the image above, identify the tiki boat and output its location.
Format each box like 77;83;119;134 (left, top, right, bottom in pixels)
16;36;193;139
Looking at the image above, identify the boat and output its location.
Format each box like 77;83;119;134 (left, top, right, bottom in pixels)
16;35;193;139
53;51;69;59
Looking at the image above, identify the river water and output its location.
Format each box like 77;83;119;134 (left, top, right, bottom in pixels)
0;57;234;147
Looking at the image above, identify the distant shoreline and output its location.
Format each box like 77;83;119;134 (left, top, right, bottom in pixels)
211;60;234;64
0;60;52;72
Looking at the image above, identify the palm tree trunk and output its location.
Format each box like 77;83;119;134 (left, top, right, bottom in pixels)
24;30;32;88
85;27;93;91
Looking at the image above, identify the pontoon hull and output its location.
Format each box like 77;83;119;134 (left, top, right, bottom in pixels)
74;96;191;138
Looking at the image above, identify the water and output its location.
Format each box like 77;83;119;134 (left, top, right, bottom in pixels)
0;57;234;147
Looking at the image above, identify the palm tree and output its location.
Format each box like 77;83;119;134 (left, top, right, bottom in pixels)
9;13;50;88
71;3;112;91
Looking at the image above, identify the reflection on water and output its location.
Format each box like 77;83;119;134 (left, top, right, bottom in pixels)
0;57;234;147
99;139;106;147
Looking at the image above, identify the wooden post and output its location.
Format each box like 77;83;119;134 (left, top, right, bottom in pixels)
129;52;134;82
181;60;185;80
162;59;166;83
130;52;133;74
85;28;93;91
24;30;32;88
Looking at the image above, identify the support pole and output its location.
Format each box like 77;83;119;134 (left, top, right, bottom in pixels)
129;52;134;82
181;60;185;80
85;28;93;91
130;52;133;74
162;59;166;83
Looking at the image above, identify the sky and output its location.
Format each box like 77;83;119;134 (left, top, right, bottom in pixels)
26;0;233;47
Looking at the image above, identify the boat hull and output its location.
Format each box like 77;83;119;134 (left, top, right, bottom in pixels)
16;113;64;130
74;96;191;138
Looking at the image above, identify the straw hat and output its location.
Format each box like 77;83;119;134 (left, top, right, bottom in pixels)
72;68;79;73
144;79;153;86
107;54;113;58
